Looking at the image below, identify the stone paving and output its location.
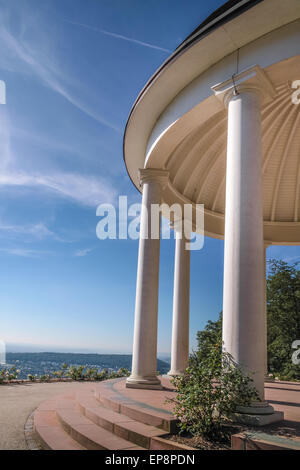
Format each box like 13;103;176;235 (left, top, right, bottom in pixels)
0;378;299;450
264;381;300;422
0;381;93;449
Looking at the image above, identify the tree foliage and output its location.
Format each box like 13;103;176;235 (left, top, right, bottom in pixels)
267;259;300;380
196;311;222;361
195;259;300;381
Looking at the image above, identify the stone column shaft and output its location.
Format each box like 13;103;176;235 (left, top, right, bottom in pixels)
126;168;168;389
222;87;266;400
168;225;190;376
211;66;282;421
264;243;270;377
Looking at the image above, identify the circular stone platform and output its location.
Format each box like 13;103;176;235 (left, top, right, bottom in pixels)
0;381;93;450
1;377;298;450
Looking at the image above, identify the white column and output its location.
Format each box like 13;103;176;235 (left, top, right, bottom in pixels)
222;86;268;403
212;68;277;412
263;242;270;377
126;168;169;389
168;222;190;376
210;67;283;423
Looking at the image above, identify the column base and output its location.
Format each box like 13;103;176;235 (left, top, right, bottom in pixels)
232;401;284;426
231;410;284;427
167;370;185;377
126;375;163;390
236;401;275;415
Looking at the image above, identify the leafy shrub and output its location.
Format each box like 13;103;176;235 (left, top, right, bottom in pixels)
117;367;130;377
66;365;86;380
0;366;20;383
52;363;68;380
39;374;52;382
0;364;131;384
95;368;109;381
170;344;259;438
52;370;64;380
84;367;98;380
64;365;130;381
27;374;38;382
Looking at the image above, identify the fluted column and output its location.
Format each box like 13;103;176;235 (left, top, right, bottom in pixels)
126;168;169;389
168;221;190;376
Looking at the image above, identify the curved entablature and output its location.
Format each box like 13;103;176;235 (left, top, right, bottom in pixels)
145;56;300;243
123;0;300;244
145;17;300;156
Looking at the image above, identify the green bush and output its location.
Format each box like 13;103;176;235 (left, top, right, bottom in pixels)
39;374;52;382
0;364;131;384
117;367;130;377
95;368;109;381
170;345;259;439
27;373;38;382
0;366;20;383
84;367;98;380
61;365;130;381
66;365;86;380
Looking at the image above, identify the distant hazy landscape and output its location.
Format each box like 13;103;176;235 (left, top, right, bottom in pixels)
2;353;170;379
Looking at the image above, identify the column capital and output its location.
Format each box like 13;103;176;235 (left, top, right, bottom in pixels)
211;65;277;108
138;168;169;188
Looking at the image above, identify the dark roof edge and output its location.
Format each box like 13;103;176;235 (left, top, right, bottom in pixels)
123;0;264;188
177;0;263;51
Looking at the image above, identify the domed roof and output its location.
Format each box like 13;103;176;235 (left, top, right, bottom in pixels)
162;77;300;241
123;0;300;244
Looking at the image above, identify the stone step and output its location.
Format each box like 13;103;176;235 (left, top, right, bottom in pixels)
34;408;86;450
75;390;166;448
94;378;178;432
32;378;182;450
34;393;145;450
56;405;145;450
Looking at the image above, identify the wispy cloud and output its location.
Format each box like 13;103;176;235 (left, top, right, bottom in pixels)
0;247;52;258
0;171;118;207
74;247;93;257
66;21;172;53
0;221;65;242
11;125;93;159
0;6;123;211
0;7;120;213
0;109;13;171
0;25;120;131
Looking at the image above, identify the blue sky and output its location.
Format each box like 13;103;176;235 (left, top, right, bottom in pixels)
0;0;299;355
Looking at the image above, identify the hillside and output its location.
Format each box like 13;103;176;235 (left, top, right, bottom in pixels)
4;352;170;379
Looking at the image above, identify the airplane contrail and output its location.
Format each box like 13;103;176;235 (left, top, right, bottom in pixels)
66;20;172;53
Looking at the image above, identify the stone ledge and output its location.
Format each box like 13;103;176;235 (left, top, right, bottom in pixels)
231;410;284;427
24;411;41;451
232;430;300;450
150;436;197;451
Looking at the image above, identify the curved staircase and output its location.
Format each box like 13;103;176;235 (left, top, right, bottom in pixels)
33;377;188;451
